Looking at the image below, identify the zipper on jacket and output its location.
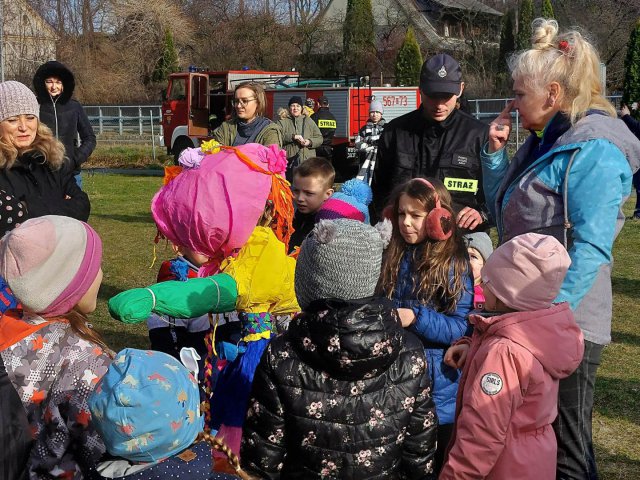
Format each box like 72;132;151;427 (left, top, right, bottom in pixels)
50;95;59;138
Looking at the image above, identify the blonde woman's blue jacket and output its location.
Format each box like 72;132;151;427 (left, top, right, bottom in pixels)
481;113;640;345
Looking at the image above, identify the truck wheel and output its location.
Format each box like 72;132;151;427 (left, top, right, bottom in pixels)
172;138;193;165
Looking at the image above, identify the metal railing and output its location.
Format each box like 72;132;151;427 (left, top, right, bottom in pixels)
86;95;623;147
85;105;162;136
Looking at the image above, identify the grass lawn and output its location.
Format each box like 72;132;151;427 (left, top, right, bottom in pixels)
84;172;640;478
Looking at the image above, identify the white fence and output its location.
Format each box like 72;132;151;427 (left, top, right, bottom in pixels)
87;96;623;147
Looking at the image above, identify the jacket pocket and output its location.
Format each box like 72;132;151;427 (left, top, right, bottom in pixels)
395;151;416;171
440;152;481;194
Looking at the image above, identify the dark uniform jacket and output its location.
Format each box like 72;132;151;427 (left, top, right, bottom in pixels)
33;61;96;175
311;107;337;147
372;108;489;226
241;298;437;480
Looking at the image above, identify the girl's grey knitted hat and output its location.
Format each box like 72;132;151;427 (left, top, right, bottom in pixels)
0;81;40;122
295;219;384;310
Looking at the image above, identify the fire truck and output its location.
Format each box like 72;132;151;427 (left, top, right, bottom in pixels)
160;69;422;164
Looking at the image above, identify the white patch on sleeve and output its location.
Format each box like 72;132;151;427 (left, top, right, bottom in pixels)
480;372;503;395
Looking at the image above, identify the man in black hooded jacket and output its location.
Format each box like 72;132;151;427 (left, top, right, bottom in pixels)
33;61;96;187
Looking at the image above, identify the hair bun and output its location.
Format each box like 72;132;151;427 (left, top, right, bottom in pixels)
531;18;558;50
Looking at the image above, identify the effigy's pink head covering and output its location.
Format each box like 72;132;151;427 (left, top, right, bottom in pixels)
152;143;289;276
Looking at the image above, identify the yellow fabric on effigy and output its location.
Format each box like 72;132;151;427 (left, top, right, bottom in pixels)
220;226;299;315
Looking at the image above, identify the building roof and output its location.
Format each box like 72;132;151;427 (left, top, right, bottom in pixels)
426;0;502;16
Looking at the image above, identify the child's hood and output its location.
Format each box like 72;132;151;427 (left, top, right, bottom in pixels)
287;298;403;381
470;303;584;379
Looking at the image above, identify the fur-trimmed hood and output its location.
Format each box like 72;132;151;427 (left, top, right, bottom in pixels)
33;61;75;104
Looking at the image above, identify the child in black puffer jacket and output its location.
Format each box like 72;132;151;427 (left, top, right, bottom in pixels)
241;219;437;479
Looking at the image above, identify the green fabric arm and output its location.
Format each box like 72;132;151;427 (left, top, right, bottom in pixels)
108;274;238;324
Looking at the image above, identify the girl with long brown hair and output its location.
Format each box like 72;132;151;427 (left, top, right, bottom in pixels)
377;177;473;474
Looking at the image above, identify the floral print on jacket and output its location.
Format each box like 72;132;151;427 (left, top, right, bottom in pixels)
241;298;437;479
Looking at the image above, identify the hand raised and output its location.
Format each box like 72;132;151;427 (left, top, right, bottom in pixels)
488;100;514;153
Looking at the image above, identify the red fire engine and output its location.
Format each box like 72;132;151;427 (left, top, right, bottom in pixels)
161;69;421;163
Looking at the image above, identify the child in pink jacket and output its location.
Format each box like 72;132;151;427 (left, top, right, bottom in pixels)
440;233;584;479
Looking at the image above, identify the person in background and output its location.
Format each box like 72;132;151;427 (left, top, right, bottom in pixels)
0;81;90;226
482;18;639;478
33;61;96;188
619;103;640;219
462;232;494;310
311;96;337;161
146;244;211;364
289;157;335;254
377;177;473;474
242;219;437;479
212;81;282;147
304;98;316;117
440;233;584;479
372;53;490;232
278;96;323;181
88;348;250;480
354;99;386;184
0;215;112;478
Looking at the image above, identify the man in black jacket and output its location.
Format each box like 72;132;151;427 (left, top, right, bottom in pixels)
33;61;96;188
372;54;490;231
311;96;337;161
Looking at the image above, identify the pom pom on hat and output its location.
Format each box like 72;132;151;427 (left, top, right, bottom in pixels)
316;179;373;224
481;233;571;311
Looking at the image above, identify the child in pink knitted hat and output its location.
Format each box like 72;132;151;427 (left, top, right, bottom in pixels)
441;233;584;479
0;215;112;478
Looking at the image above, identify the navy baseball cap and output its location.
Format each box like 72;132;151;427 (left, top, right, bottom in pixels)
420;53;463;95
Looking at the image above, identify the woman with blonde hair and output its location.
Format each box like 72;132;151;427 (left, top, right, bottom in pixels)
482;18;640;478
0;81;89;234
212;81;282;147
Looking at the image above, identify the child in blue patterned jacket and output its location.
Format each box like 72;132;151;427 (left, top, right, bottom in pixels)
88;348;250;480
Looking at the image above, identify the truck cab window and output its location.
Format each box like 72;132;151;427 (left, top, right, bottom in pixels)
169;79;186;101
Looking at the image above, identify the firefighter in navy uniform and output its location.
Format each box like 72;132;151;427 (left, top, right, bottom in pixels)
311;96;337;161
372;54;490;232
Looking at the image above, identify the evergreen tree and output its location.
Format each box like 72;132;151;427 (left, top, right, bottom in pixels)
342;0;375;72
499;9;515;69
152;29;179;83
623;19;640;117
541;0;554;19
394;27;423;86
516;0;534;51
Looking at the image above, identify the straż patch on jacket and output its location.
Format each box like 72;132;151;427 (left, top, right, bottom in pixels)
480;372;503;395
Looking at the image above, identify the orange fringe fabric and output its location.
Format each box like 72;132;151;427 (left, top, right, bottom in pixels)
163;165;183;185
